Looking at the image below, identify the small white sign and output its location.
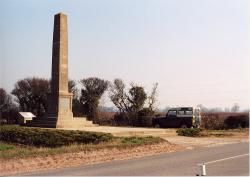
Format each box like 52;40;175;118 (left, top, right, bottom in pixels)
19;112;36;118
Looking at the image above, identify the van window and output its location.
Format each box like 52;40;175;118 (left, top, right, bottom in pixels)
178;110;185;115
185;110;193;115
168;110;177;116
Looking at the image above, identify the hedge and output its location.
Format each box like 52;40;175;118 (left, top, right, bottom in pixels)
0;125;113;147
224;115;249;129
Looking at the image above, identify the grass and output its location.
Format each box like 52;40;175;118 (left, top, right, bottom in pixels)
0;136;164;159
0;143;15;151
121;136;162;145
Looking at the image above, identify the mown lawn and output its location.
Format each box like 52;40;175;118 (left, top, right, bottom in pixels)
0;136;164;159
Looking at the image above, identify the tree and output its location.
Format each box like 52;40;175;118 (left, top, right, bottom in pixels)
0;88;18;124
109;79;148;125
147;82;158;111
0;88;12;114
80;77;109;122
11;77;50;116
68;79;78;98
109;79;129;115
231;103;240;112
197;104;208;112
68;79;82;116
127;84;147;114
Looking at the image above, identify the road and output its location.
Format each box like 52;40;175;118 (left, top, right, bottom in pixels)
26;142;249;176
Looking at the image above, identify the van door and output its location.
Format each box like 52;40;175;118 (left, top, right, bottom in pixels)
165;110;178;127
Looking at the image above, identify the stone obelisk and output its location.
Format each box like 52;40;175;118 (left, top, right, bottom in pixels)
28;12;97;129
47;12;74;125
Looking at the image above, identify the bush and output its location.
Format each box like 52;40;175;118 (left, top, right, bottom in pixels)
176;128;202;137
224;115;249;129
0;125;113;147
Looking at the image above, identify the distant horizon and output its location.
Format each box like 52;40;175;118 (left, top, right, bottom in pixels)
1;0;249;110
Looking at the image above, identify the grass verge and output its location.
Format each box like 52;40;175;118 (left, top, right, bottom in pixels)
0;136;164;159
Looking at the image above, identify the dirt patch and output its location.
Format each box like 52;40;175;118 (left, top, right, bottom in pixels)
0;142;183;176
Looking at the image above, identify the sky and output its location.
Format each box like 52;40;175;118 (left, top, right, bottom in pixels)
0;0;249;110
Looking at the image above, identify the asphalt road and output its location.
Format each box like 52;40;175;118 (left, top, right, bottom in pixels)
26;142;249;176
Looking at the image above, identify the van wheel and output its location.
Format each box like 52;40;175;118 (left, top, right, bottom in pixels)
180;124;187;128
154;124;160;128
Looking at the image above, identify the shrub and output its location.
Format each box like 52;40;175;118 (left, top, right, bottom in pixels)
176;128;202;137
0;125;113;147
224;115;249;129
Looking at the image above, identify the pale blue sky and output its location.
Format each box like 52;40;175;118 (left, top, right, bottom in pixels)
0;0;249;110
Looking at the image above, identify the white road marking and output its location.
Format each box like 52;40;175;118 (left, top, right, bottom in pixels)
198;154;249;165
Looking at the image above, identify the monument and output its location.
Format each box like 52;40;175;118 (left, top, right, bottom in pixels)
48;12;73;123
28;12;96;128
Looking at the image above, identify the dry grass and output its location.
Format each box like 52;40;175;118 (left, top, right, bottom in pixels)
200;128;249;137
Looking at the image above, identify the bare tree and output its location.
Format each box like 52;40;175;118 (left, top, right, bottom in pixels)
109;79;129;114
147;82;158;111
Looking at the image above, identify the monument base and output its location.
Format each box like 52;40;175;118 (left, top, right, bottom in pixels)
26;117;98;129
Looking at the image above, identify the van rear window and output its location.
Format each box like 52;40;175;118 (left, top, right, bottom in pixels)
185;110;193;115
178;110;185;115
178;110;192;115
